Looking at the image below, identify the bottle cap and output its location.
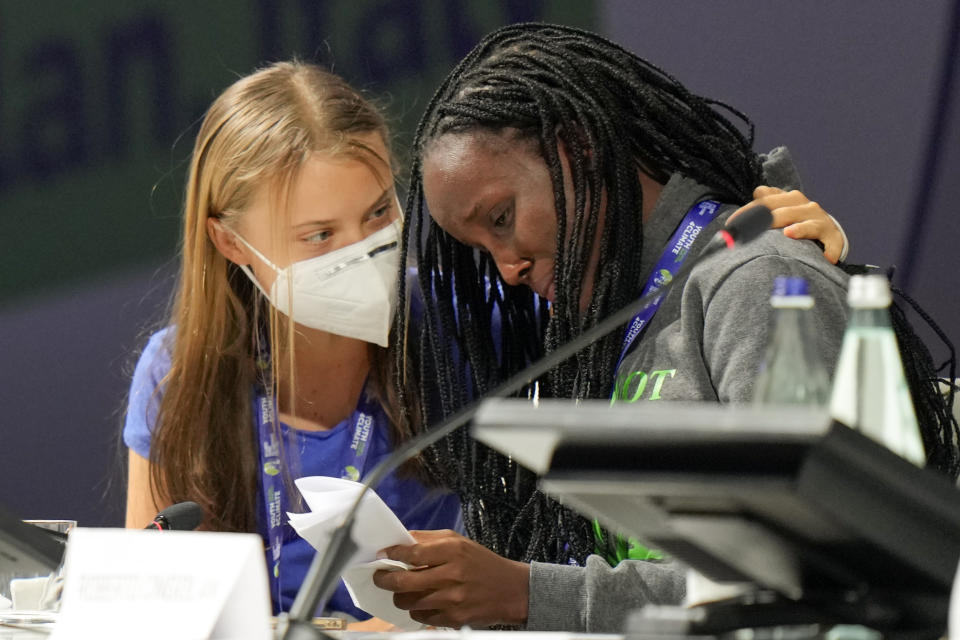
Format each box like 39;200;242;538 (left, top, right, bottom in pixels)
770;277;813;308
847;274;892;308
772;276;809;297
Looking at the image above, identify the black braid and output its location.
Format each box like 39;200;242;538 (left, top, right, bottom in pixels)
833;265;960;479
395;23;764;566
889;286;960;477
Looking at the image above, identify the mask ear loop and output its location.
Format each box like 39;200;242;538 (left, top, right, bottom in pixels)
214;219;280;300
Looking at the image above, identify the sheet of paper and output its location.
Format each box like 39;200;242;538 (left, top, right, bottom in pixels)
341;558;414;625
288;476;421;629
50;528;271;640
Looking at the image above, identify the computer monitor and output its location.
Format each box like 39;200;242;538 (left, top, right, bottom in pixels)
472;400;960;634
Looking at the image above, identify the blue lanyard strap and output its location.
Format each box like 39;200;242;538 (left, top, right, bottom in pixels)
342;396;378;483
254;392;284;611
613;200;722;376
254;364;382;612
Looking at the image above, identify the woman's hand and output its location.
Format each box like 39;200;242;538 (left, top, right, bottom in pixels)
728;186;849;263
373;529;530;628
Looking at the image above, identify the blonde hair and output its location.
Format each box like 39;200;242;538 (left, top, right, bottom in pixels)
150;61;390;532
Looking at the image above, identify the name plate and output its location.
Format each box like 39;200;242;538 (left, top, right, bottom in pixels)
51;528;271;640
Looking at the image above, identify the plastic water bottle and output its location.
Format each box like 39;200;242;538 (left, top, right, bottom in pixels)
829;274;925;466
753;276;831;405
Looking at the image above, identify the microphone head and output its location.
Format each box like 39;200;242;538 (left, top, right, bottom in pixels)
152;501;204;531
726;204;772;244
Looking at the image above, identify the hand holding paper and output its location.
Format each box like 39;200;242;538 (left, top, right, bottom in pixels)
286;476;421;630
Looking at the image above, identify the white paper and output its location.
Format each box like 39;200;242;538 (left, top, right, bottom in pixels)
684;568;752;606
51;528;271;640
288;476;421;630
342;558;415;623
10;576;51;611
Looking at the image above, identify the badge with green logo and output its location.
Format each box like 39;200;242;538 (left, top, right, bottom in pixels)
593;520;664;565
263;461;280;476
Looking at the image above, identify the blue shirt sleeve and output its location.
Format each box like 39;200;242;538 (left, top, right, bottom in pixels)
123;327;174;458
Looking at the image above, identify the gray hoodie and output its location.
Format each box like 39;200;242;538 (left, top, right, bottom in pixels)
525;148;849;632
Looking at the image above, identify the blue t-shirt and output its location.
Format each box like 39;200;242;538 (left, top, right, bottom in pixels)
123;327;462;619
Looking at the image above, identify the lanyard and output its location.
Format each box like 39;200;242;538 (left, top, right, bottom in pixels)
253;358;381;611
254;392;284;611
613;200;722;377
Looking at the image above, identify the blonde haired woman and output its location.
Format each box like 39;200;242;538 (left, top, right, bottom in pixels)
123;61;460;619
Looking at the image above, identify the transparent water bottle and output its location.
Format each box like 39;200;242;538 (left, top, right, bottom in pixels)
753;276;831;405
829;274;925;466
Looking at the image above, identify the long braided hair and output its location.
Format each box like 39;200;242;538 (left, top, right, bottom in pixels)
393;23;766;565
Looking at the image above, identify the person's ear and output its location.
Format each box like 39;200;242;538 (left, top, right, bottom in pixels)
206;217;249;266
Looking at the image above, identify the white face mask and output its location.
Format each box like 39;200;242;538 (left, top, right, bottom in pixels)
230;219;402;347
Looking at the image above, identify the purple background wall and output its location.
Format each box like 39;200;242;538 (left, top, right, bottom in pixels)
2;1;958;527
601;0;960;353
0;267;175;526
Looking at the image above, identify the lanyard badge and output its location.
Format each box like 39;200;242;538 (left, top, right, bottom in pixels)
254;365;383;612
255;392;284;611
613;200;722;377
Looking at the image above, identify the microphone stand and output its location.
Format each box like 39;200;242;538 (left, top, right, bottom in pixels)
276;207;772;639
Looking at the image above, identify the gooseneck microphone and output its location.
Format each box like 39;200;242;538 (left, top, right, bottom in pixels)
277;205;773;640
144;501;204;531
716;204;778;248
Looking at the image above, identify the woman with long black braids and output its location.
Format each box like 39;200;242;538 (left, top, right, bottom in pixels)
373;23;864;631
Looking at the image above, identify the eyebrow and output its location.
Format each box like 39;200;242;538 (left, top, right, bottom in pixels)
292;187;392;229
457;200;501;252
465;198;500;226
465;203;482;224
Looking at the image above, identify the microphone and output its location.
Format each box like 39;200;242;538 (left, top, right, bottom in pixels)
145;501;204;531
276;204;773;639
720;203;775;245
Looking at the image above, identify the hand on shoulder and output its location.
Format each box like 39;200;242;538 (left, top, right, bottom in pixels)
728;186;849;264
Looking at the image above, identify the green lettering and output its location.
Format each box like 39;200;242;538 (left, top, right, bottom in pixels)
648;369;677;400
618;371;648;404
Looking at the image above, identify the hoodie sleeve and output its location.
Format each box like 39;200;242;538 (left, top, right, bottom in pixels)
759;146;804;192
526;555;686;633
